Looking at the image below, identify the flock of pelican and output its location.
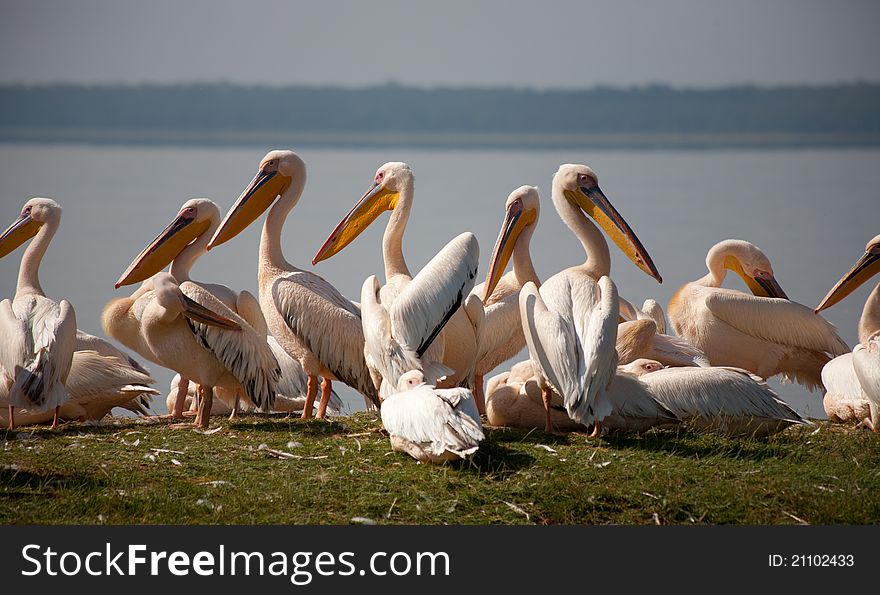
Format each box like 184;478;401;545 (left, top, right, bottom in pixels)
2;150;878;465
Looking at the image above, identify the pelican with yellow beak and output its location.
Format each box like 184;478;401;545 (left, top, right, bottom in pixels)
0;198;77;429
207;150;380;417
668;239;849;391
312;162;481;398
815;234;880;430
519;163;663;433
108;198;272;419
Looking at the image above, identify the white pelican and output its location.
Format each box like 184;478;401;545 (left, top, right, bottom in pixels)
111;198;269;419
312;162;483;393
0;198;77;429
380;369;484;464
471;185;541;414
1;349;157;426
114;270;278;428
625;359;809;437
484;359;678;435
166;336;344;417
207;150;380;417
518;164;663;433
815;234;880;430
668;239;849;391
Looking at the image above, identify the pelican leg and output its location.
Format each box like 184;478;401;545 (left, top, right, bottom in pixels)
474;374;486;415
195;385;213;429
316;378;332;419
301;375;318;419
7;404;14;431
229;391;240;421
541;386;554;434
170;376;190;419
589;423;601;438
50;406;60;430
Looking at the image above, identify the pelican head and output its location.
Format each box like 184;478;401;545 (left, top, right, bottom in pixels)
815;234;880;313
619;358;665;376
150;272;241;330
115;198;220;288
707;239;788;299
313;162;413;264
553;164;662;283
482;185;541;302
0;197;61;259
397;369;428;392
207;150;303;250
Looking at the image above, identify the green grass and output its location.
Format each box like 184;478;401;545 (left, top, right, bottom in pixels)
2;414;879;525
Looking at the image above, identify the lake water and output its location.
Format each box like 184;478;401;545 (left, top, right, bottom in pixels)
1;142;878;419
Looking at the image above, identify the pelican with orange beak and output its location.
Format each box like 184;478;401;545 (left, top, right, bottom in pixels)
519;164;663;433
0;198;77;430
105;199;279;428
312;162;481;399
668;239;848;391
207;150;380;417
107;198;274;419
815;234;880;430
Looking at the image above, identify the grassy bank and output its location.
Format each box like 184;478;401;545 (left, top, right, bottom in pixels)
1;414;878;525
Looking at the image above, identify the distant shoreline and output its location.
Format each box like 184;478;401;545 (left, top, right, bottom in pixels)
3;128;880;150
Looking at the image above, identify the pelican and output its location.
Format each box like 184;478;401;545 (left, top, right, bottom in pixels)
312;162;483;394
380;369;484;464
206;150;380;417
0;198;76;430
815;234;880;430
111;198;269;419
484;359;678;435
471;185;541;414
166;336;344;417
625;359;809;437
668;239;849;391
1;349;157;426
518;163;663;433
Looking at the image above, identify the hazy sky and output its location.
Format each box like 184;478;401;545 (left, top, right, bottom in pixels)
1;0;879;88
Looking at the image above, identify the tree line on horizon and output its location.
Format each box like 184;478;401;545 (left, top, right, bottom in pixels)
0;82;878;135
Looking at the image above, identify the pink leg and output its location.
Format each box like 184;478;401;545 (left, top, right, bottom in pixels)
8;404;14;431
541;387;554;434
50;406;60;429
301;375;318;419
474;374;486;415
170;376;190;419
195;385;213;429
316;378;332;419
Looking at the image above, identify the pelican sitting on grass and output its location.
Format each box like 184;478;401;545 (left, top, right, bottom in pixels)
380;370;484;464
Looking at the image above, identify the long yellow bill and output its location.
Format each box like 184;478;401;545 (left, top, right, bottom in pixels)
115;210;211;288
815;247;880;312
180;294;241;330
0;211;41;259
208;169;291;250
312;182;399;264
723;256;789;299
564;185;662;283
482;200;537;302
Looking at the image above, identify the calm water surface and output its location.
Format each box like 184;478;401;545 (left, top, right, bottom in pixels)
1;143;878;418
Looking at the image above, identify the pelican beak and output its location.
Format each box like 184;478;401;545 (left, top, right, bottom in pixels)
565;185;663;283
312;182;399;264
483;200;537;302
0;211;40;259
115;210;212;288
208;169;291;250
815;247;880;312
723;257;789;299
179;294;241;330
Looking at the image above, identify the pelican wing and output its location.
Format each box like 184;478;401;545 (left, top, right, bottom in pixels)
600;373;680;433
381;384;484;457
75;329;153;377
704;290;849;356
390;232;479;358
180;281;279;410
1;296;76;411
640;366;808;436
65;350;156;398
852;337;880;422
520;275;619;426
271;271;379;407
822;353;864;398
